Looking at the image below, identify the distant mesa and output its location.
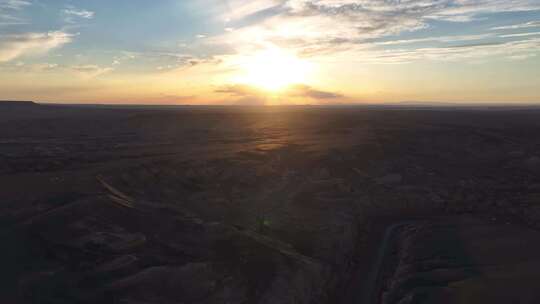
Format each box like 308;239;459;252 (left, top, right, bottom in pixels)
0;100;39;108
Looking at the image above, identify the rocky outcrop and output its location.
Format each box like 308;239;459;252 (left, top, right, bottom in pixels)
15;188;329;304
379;218;540;304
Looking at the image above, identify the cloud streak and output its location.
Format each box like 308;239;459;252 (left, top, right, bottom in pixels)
209;0;540;61
0;31;74;62
341;37;540;64
215;83;344;104
287;84;342;99
63;6;95;24
64;8;95;19
70;64;114;77
0;0;30;10
492;21;540;30
0;0;31;26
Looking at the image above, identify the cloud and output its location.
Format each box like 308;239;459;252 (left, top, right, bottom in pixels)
214;84;268;104
508;53;537;60
221;0;283;22
0;60;58;72
64;8;95;19
32;63;60;71
492;21;540;30
0;0;30;10
214;83;344;104
0;12;25;25
374;34;495;46
121;50;222;71
499;32;540;38
215;84;261;97
70;64;114;77
233;96;268;105
0;0;30;26
287;84;342;99
1;60;115;77
0;31;73;62
200;0;540;66
63;7;95;24
342;37;540;64
207;0;540;60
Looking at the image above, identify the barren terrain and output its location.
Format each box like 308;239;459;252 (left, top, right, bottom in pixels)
2;101;540;303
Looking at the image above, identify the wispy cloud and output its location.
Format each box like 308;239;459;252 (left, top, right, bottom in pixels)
0;0;30;10
64;8;94;19
0;0;31;26
374;34;495;46
214;84;268;105
0;31;73;62
70;64;114;77
32;62;59;71
209;0;540;59
215;84;259;97
1;60;114;78
287;84;342;99
136;50;223;71
341;37;540;64
63;6;95;23
492;21;540;30
0;12;25;25
221;0;283;22
214;83;344;104
499;32;540;38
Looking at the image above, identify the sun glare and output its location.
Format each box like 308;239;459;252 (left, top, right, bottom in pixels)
235;48;313;91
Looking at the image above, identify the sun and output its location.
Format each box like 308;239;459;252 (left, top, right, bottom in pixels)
235;48;313;91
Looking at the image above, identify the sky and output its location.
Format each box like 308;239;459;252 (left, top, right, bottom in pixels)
0;0;539;105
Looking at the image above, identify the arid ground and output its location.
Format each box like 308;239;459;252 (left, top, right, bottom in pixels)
2;101;540;303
